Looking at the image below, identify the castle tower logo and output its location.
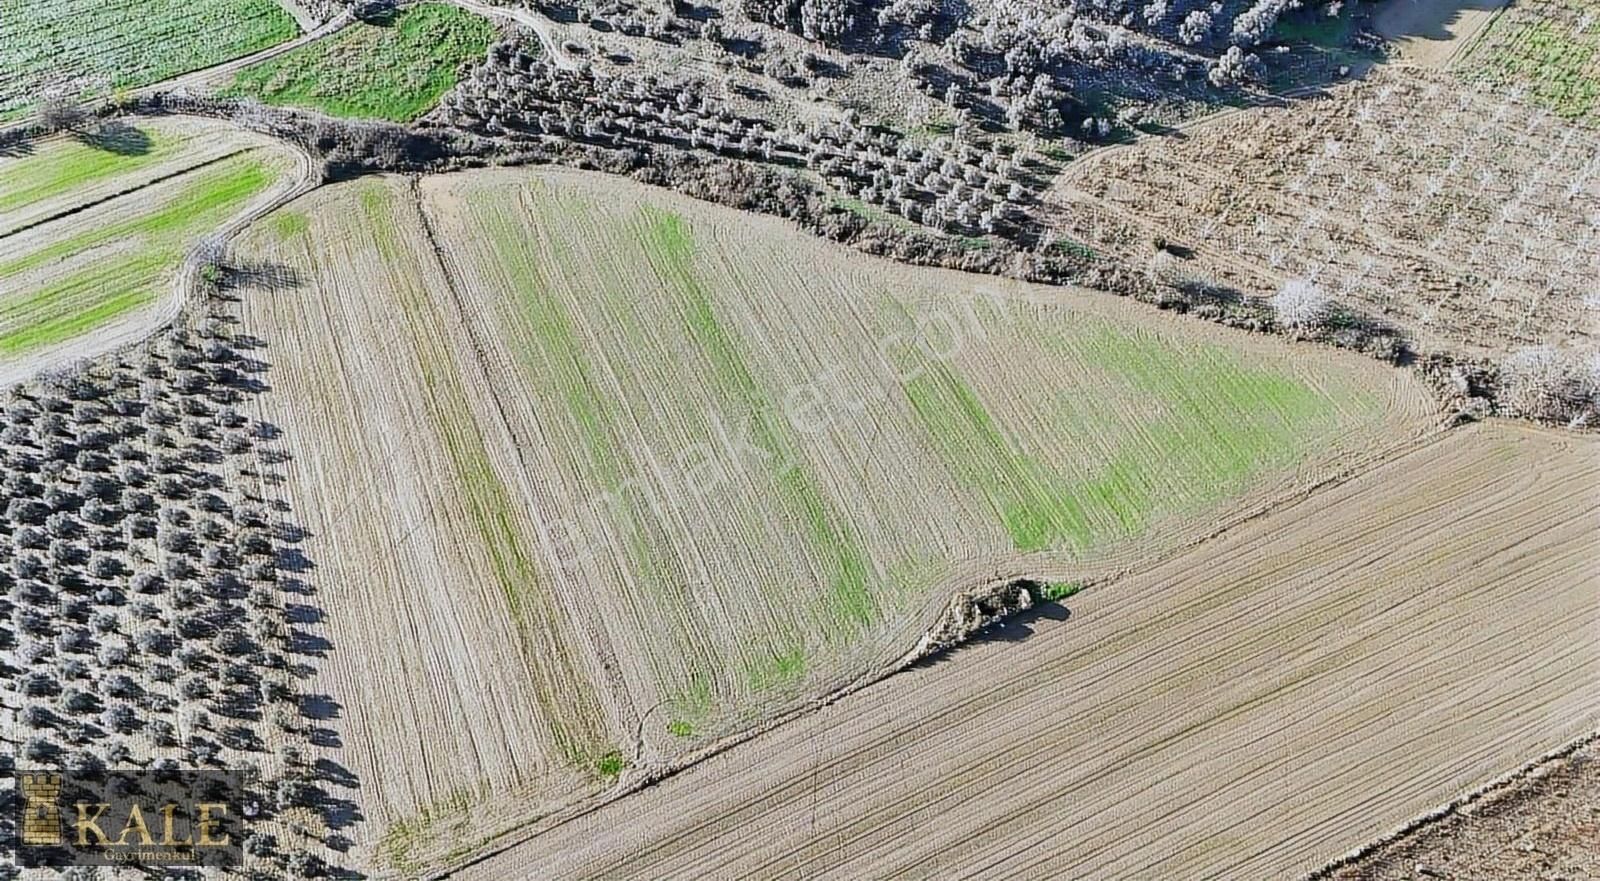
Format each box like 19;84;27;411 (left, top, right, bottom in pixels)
20;774;63;846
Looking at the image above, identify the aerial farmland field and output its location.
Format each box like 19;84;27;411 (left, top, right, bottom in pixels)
226;167;1431;871
3;1;1597;879
0;0;300;120
1047;66;1600;358
1462;0;1600;123
0;115;305;384
458;421;1599;881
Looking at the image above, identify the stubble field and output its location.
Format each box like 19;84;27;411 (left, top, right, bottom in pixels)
227;166;1430;872
457;421;1600;881
0;116;305;385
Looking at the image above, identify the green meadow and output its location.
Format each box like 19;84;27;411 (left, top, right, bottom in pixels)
226;3;493;122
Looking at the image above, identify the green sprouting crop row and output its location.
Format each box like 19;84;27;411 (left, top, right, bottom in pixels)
0;0;298;119
0;128;180;218
1467;4;1599;123
226;3;493;123
0;152;279;355
356;182;613;769
894;317;1344;554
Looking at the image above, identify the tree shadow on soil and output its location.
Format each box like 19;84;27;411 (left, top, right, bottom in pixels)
229;259;369;878
0;130;35;158
75;120;153;156
910;601;1074;671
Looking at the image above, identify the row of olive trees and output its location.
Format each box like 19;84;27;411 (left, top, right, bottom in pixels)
436;40;1042;236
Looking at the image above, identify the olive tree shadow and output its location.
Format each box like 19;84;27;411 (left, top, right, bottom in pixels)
225;256;369;878
75;119;153;156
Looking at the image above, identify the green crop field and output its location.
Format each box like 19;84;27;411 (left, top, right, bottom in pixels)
0;122;294;359
0;130;183;217
228;169;1431;869
226;3;494;122
1465;0;1600;123
0;0;298;120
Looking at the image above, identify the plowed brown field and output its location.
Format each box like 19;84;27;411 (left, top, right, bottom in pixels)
454;421;1600;881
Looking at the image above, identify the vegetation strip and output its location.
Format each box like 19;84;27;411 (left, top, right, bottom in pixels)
358;181;610;767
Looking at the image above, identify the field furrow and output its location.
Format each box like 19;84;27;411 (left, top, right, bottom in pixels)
231;166;1433;873
457;422;1598;881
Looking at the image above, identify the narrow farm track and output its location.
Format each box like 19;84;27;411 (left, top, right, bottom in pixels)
445;0;578;70
452;421;1600;881
129;11;357;99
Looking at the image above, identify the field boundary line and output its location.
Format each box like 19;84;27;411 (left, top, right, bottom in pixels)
1305;727;1600;880
0;146;254;241
0;115;321;390
1444;0;1513;71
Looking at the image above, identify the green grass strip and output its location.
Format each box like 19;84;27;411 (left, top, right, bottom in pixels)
637;208;877;635
0;127;176;215
481;186;736;704
0;153;275;280
1477;18;1599;122
0;252;167;353
897;317;1352;555
360;182;609;767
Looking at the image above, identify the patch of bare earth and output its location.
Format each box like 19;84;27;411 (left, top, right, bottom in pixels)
1375;0;1510;69
450;421;1600;881
1325;738;1600;881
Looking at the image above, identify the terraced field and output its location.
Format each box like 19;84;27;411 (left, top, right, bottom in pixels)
0;116;306;384
225;3;494;122
458;421;1600;881
229;167;1431;872
0;0;299;120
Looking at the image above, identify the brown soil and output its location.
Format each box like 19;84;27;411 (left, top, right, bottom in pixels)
448;421;1600;880
1326;738;1600;881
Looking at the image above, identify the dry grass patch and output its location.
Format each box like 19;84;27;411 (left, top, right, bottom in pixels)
1048;67;1600;357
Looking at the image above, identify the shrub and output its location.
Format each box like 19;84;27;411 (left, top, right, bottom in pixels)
1498;346;1600;424
1272;278;1331;332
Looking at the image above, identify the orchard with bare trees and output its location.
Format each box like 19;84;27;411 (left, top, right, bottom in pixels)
0;269;350;878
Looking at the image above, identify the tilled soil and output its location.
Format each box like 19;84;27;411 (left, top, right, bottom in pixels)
1327;739;1600;881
